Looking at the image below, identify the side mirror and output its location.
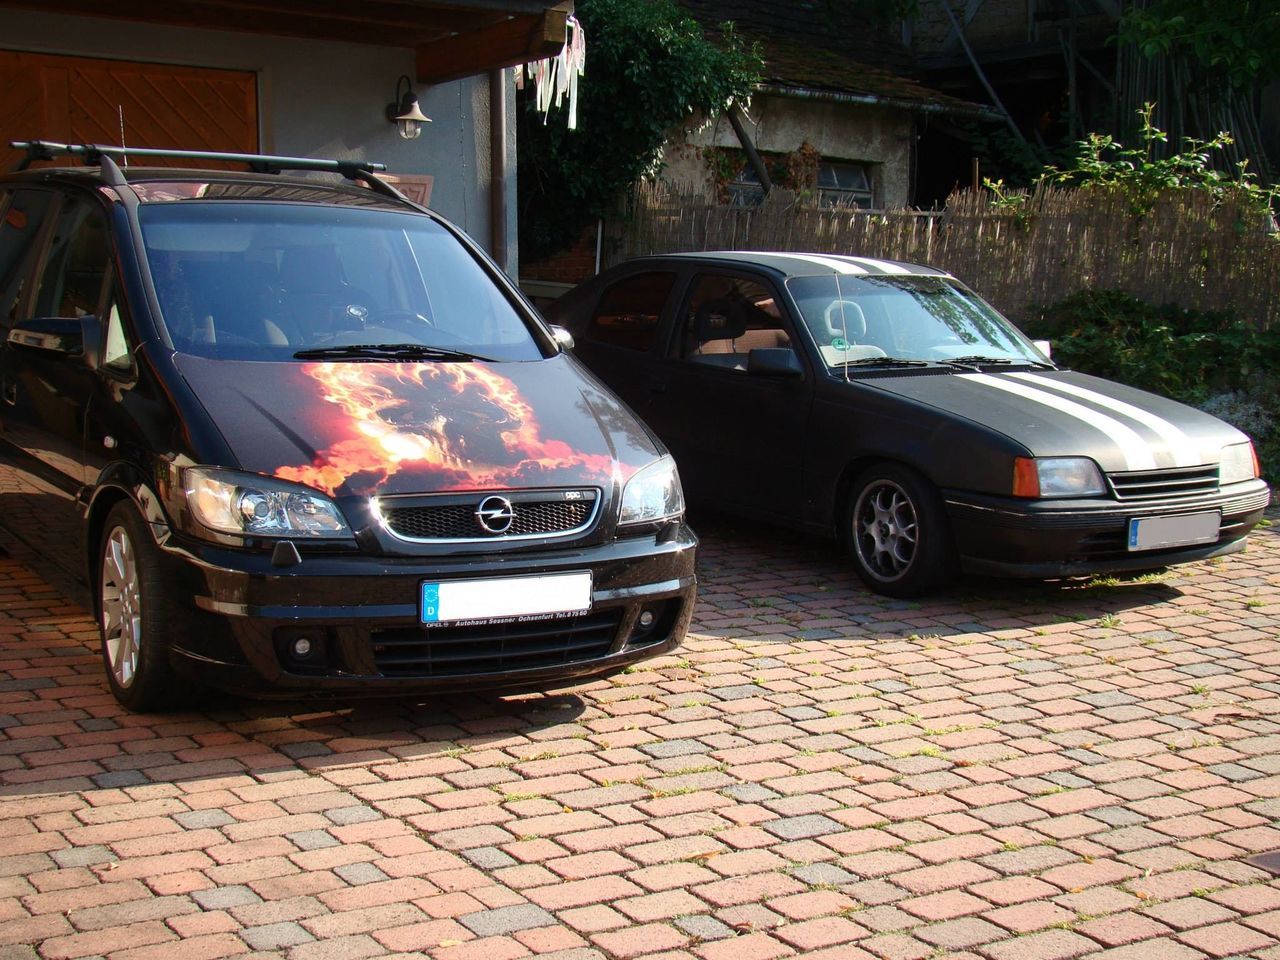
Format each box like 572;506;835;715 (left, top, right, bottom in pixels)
1032;339;1052;359
550;325;575;351
747;347;803;379
7;315;98;360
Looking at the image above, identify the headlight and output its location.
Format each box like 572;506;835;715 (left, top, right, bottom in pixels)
1220;442;1259;484
1013;456;1106;498
619;456;684;526
183;467;352;539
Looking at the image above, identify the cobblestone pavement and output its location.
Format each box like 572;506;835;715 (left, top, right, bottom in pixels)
0;512;1279;960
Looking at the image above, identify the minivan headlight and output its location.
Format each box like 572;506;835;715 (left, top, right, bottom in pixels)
1013;456;1106;498
183;468;352;539
1220;442;1259;484
619;456;684;526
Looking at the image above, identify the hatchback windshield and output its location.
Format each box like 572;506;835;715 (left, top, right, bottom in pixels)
786;274;1046;369
138;203;543;362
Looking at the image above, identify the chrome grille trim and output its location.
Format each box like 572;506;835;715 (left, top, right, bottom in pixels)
1107;464;1219;502
373;489;601;543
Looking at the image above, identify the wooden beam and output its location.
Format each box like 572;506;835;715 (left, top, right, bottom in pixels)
415;6;568;84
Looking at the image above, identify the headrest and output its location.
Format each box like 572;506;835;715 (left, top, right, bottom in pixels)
694;298;747;343
824;299;867;339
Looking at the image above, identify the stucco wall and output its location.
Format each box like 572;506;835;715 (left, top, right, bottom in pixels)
0;9;518;274
663;94;914;209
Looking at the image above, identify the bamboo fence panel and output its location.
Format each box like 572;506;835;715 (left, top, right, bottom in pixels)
605;183;1280;328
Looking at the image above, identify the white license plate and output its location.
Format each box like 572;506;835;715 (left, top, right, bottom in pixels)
1127;511;1220;551
420;571;592;626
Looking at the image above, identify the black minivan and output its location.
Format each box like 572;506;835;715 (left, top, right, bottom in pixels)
0;142;696;711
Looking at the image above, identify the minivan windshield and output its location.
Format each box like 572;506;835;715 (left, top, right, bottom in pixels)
786;274;1048;370
138;203;543;362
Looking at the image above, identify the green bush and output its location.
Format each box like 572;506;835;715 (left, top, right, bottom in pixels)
1023;290;1280;479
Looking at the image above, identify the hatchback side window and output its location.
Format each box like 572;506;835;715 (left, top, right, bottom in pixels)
33;197;110;319
586;272;675;352
676;274;791;371
0;189;54;327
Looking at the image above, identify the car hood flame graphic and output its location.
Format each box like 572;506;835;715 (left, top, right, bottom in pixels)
173;354;660;497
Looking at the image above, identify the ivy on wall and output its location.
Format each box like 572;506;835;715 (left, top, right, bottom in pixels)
516;0;762;261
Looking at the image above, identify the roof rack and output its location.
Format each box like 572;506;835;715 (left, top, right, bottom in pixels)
9;141;387;181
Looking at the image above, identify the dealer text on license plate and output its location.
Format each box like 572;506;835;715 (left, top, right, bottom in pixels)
420;571;593;626
1127;511;1220;552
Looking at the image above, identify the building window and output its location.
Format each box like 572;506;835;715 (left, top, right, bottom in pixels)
725;160;875;208
818;162;874;208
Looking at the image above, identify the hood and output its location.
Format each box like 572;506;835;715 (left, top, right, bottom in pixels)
865;368;1249;473
174;354;662;497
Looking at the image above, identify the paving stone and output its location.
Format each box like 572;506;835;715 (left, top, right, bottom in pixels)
675;915;736;941
459;904;557;936
242;922;316;950
761;815;844;840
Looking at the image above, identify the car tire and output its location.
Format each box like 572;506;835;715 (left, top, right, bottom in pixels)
97;502;191;712
846;463;957;598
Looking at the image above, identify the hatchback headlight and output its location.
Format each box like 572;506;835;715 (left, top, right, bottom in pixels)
1013;456;1106;498
184;468;352;539
619;456;684;526
1219;442;1260;484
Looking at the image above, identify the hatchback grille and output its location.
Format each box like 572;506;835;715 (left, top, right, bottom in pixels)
371;610;622;677
378;489;599;541
1107;465;1219;501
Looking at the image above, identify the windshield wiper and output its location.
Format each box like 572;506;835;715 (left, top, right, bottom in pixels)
944;355;1056;370
292;343;493;362
833;356;931;368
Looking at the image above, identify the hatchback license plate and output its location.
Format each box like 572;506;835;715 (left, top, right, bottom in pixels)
420;572;592;626
1127;511;1220;552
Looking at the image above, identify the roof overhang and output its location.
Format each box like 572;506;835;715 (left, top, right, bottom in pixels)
0;0;571;83
759;82;1003;121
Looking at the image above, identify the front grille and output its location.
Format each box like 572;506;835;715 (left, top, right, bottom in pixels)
1107;465;1219;501
378;489;599;541
371;610;623;677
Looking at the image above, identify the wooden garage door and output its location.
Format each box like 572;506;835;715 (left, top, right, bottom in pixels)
0;50;257;170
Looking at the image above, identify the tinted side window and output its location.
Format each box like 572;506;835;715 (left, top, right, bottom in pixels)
586;272;675;352
676;274;791;370
34;197;110;319
0;189;54;327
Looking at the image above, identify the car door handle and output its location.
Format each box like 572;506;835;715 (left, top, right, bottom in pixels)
1;380;14;406
647;373;670;394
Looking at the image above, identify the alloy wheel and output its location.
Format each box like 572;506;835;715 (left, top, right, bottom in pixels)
853;479;918;581
101;526;142;689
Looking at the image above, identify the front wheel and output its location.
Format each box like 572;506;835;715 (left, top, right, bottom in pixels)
846;464;956;598
98;502;192;712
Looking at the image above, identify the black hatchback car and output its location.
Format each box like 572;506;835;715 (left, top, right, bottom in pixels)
548;252;1270;596
0;142;695;711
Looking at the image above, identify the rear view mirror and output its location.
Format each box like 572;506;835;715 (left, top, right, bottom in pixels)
7;315;99;360
550;325;575;351
748;347;803;379
1032;339;1052;359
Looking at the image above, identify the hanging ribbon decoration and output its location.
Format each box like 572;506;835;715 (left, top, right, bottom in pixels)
515;14;586;129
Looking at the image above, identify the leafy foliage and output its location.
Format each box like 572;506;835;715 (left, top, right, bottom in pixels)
1040;105;1276;216
1023;290;1280;478
517;0;761;260
1119;0;1280;93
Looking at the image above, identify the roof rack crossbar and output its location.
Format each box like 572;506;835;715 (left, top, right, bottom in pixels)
9;141;387;179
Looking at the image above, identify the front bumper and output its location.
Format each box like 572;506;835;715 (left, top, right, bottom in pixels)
157;524;698;696
945;479;1270;578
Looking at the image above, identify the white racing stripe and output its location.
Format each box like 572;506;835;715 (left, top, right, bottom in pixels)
960;373;1157;470
760;253;868;275
846;256;913;275
1007;373;1202;467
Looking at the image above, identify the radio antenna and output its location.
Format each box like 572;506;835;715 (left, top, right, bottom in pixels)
117;106;128;166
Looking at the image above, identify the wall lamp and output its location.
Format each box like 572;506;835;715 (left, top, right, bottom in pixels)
386;75;431;140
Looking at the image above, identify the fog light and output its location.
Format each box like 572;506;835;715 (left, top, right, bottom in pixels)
292;637;314;658
639;611;655;628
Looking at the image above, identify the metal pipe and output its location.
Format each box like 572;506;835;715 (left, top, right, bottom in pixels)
489;69;508;272
727;103;773;195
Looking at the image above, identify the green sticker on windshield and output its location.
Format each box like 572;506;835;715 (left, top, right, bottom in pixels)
831;338;849;351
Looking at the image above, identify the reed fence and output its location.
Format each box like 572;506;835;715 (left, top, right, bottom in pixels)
604;182;1280;328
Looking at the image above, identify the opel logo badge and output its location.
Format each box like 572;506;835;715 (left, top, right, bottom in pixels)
475;495;515;534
